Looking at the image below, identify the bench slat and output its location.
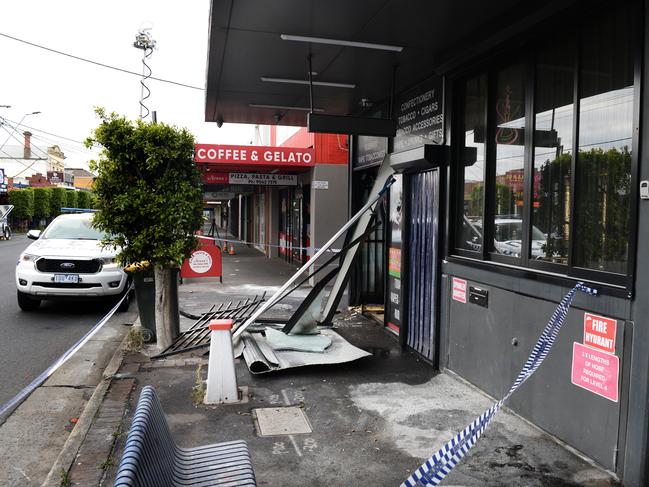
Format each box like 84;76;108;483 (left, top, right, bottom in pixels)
115;386;257;487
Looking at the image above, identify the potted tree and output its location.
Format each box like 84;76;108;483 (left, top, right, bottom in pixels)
86;109;203;349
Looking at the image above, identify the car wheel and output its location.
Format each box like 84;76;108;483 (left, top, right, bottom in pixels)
17;291;41;311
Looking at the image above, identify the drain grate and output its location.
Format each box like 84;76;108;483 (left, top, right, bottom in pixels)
253;407;312;436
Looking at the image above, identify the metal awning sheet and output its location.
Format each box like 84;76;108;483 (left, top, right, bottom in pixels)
242;329;371;374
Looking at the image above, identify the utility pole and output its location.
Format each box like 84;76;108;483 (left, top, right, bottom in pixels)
133;28;156;120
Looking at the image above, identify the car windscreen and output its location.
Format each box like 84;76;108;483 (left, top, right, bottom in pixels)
41;217;105;240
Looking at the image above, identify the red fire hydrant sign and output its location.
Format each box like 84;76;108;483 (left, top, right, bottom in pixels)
583;312;617;354
452;277;467;303
571;342;619;402
180;237;222;280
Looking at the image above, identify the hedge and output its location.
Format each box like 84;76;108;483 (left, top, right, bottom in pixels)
76;190;90;209
50;187;66;216
65;190;78;209
8;188;34;220
33;187;52;220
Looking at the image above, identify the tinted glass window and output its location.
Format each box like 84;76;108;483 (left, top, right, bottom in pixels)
455;74;487;252
573;7;633;274
532;38;575;264
492;63;526;259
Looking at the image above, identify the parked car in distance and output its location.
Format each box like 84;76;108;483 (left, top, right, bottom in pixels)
461;216;547;259
15;212;130;311
493;218;546;259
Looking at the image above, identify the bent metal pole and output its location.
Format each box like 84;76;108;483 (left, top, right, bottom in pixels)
233;174;396;340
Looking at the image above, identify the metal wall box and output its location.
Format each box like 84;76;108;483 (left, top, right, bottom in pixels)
469;286;488;307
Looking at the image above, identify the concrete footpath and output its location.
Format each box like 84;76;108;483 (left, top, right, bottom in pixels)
8;242;620;487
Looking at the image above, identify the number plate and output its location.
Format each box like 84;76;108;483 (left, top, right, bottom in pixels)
54;274;79;284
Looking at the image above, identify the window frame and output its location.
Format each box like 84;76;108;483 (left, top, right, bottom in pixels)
448;1;642;295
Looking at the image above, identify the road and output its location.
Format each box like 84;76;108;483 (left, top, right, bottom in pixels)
0;236;117;406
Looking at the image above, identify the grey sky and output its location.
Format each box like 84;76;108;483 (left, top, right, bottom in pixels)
0;0;257;169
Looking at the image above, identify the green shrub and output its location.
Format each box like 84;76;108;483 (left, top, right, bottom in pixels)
33;187;52;220
65;190;78;209
87;109;203;267
76;191;90;209
50;187;66;216
8;188;34;221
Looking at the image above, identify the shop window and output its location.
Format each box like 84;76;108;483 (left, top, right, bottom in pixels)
491;63;526;260
455;74;487;253
452;2;636;287
573;7;634;275
532;37;575;265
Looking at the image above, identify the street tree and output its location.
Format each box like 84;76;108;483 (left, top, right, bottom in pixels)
86;108;203;349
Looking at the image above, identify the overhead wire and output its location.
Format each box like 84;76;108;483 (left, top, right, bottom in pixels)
0;122;49;159
1;118;88;146
0;32;205;91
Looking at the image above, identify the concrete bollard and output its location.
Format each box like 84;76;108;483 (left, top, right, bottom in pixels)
204;319;239;404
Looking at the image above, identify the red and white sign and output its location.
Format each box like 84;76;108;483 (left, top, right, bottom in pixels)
583;313;617;354
188;250;212;274
195;144;315;166
229;173;297;186
452;277;467;303
571;342;619;402
203;172;229;185
180;237;222;279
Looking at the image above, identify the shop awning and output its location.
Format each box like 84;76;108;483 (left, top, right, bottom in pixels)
205;0;562;127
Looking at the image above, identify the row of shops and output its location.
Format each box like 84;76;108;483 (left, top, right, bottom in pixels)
203;0;649;484
195;130;348;275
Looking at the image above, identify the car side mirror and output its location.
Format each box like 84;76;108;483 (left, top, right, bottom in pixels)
27;230;41;240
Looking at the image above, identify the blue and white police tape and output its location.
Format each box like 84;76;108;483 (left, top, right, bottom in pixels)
0;289;130;419
198;234;342;253
402;282;598;487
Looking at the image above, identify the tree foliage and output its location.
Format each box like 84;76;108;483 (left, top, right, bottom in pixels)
76;190;91;209
50;187;66;216
8;188;34;220
535;147;631;271
86;109;203;267
33;187;52;220
65;190;78;209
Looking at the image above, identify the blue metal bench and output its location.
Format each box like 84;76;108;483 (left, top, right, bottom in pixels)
115;385;257;486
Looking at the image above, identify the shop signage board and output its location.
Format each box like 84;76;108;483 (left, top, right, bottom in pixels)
180;236;222;280
571;342;619;402
47;171;63;184
583;312;617;354
202;172;297;186
354;135;388;170
229;173;297;186
393;75;444;153
195;144;315;166
386;175;403;334
312;180;329;190
452;277;467;303
203;172;229;185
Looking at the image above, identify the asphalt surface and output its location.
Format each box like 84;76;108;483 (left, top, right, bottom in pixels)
0;235;120;406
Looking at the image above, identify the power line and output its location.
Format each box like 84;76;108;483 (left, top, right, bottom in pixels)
0;123;49;159
1;118;88;146
0;31;205;91
30;134;93;156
